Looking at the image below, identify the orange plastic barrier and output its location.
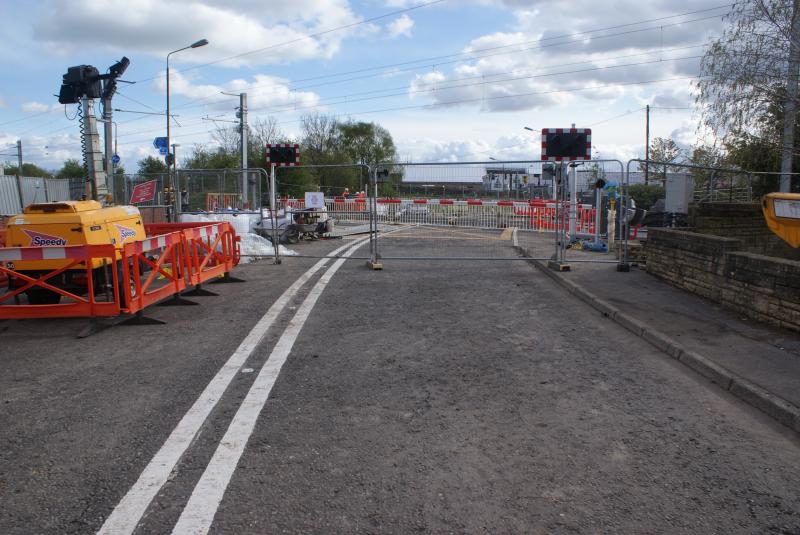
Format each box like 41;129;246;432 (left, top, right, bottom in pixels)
0;244;121;319
0;222;240;321
183;223;236;287
121;230;187;313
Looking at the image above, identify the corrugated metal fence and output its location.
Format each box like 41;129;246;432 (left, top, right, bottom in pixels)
0;176;73;215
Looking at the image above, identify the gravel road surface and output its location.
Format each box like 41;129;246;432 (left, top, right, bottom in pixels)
1;233;798;534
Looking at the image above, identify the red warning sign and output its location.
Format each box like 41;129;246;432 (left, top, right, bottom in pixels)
129;180;157;204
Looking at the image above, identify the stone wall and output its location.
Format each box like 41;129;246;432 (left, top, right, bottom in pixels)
646;228;800;332
688;202;800;260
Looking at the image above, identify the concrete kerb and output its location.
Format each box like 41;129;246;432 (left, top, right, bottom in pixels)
517;246;800;435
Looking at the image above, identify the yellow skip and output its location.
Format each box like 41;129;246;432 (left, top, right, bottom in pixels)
763;193;800;248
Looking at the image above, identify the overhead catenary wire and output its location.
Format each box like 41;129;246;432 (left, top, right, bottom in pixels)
0;2;732;137
168;12;728;114
113;58;698;144
113;47;708;143
3;6;728;164
130;0;448;84
114;76;700;148
7;8;724;142
589;107;647;127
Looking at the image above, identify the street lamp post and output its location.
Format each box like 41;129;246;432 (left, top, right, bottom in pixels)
166;38;208;219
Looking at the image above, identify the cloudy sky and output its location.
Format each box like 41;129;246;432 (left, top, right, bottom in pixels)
0;0;731;172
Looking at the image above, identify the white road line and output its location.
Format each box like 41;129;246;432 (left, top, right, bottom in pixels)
170;239;368;535
97;238;369;535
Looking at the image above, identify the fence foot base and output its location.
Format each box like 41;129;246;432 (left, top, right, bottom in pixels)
210;273;246;284
119;312;168;326
366;260;383;270
157;295;200;306
78;312;167;337
77;319;113;338
617;263;631;272
183;285;219;297
548;261;571;272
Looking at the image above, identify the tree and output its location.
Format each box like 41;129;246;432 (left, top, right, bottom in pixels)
3;162;52;178
697;0;800;191
338;121;397;192
137;156;168;175
338;121;397;168
300;113;339;165
210;124;239;156
638;137;683;178
56;158;85;179
183;145;239;170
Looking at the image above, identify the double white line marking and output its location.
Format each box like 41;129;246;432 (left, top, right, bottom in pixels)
99;238;369;535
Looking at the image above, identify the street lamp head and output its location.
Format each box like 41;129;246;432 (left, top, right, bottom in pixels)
523;126;535;131
191;39;209;48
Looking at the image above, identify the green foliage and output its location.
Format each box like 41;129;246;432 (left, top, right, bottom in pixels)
137;156;168;175
3;162;52;178
162;114;399;201
298;115;398;196
723;132;783;196
56;158;85;179
627;183;665;211
184;146;239;170
378;181;398;198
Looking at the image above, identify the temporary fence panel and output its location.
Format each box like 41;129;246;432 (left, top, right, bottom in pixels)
367;162;619;262
44;178;72;202
20;177;49;206
0;176;73;216
270;164;375;261
176;169;262;212
0;175;21;215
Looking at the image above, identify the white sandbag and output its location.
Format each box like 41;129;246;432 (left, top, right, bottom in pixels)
238;233;297;263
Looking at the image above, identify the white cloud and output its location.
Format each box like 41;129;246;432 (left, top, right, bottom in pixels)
157;72;320;112
21;101;51;113
34;0;365;67
400;0;722;114
387;14;414;38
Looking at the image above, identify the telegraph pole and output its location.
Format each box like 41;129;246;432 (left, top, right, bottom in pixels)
238;92;248;206
15;140;24;211
103;97;114;202
645;104;650;185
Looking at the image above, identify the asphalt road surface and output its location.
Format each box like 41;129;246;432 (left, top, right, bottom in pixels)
1;232;799;534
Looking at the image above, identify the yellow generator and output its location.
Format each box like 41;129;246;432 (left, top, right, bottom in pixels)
4;200;146;304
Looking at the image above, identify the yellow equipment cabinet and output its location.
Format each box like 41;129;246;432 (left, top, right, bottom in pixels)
4;201;146;304
763;193;800;248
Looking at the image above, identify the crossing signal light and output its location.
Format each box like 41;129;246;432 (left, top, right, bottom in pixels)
266;144;300;167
